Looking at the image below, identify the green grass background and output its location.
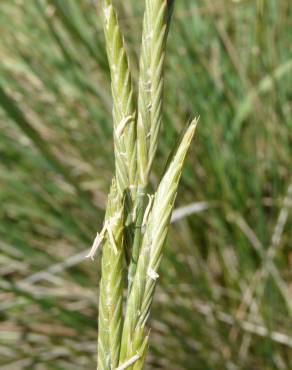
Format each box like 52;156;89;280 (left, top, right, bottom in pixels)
0;0;291;369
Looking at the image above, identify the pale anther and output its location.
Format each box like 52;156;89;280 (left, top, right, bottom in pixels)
142;194;154;228
115;115;134;137
147;267;159;281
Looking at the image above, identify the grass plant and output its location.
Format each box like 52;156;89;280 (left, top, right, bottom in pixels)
95;1;197;368
0;1;291;369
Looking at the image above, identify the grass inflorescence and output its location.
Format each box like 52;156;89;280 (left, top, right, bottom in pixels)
0;1;291;369
93;1;197;368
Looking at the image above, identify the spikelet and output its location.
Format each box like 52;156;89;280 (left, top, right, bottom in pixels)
119;120;198;367
137;0;174;185
97;180;125;369
101;0;136;196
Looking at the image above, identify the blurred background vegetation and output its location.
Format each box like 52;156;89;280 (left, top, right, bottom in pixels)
0;0;291;369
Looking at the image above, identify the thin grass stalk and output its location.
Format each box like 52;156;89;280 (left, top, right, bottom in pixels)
97;181;125;369
119;120;198;368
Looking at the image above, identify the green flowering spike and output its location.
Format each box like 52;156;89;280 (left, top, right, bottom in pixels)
101;0;136;196
128;0;174;299
95;2;197;369
137;0;174;185
119;119;198;367
97;180;125;370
